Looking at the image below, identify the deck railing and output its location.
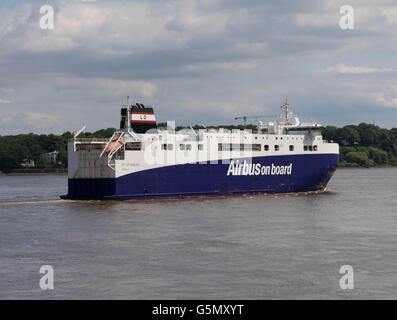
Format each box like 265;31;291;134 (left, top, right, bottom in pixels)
70;138;109;143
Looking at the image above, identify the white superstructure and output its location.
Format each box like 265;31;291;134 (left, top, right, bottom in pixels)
67;102;338;180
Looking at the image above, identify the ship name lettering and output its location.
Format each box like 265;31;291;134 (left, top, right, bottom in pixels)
226;160;293;176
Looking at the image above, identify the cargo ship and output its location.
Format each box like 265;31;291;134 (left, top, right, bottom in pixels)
60;99;339;200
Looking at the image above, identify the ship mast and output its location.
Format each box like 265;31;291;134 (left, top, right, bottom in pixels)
281;99;289;120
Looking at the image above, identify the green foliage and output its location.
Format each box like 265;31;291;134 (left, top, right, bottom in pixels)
321;126;338;142
340;146;356;154
57;149;68;167
344;152;369;167
340;146;356;162
341;125;360;145
81;128;116;139
35;154;52;168
0;128;116;171
323;123;397;167
367;147;388;165
357;123;378;146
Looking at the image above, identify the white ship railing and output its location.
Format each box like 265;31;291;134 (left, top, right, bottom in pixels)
72;138;109;143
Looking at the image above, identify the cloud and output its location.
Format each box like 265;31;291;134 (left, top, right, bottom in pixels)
322;63;395;74
295;12;338;28
0;110;59;133
180;97;263;117
22;111;59;128
180;59;264;73
338;82;397;109
53;76;157;98
2;0;397;133
0;87;15;93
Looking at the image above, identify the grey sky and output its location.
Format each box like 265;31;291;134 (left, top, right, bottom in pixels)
1;0;397;134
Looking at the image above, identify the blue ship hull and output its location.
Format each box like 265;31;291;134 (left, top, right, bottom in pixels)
61;153;338;200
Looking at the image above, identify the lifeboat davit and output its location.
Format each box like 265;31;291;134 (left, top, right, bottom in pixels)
105;138;124;155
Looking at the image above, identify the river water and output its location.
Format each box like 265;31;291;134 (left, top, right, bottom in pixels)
0;168;397;299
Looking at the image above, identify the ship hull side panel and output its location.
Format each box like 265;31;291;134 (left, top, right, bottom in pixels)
63;153;338;200
64;178;116;200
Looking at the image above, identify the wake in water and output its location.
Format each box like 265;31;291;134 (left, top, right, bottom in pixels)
0;199;74;206
0;189;332;206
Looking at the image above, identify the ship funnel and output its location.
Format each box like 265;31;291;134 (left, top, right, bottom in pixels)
129;103;157;133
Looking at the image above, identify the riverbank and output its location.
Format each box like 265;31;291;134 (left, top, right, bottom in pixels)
0;168;67;176
338;161;397;168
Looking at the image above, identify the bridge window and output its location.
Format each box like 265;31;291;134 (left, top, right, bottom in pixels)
242;144;261;151
77;144;104;151
289;145;294;151
264;145;269;151
313;145;318;151
252;144;261;151
304;145;308;151
125;142;141;151
186;144;192;151
274;145;279;151
162;144;173;150
218;143;261;151
198;144;204;150
179;144;185;150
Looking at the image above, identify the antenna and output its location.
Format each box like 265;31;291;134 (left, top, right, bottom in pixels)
127;96;130;107
281;99;289;119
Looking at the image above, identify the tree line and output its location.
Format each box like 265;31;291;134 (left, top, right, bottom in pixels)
321;123;397;167
0;128;116;172
1;123;396;172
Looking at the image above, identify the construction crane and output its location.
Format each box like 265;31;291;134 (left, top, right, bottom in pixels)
234;115;276;129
